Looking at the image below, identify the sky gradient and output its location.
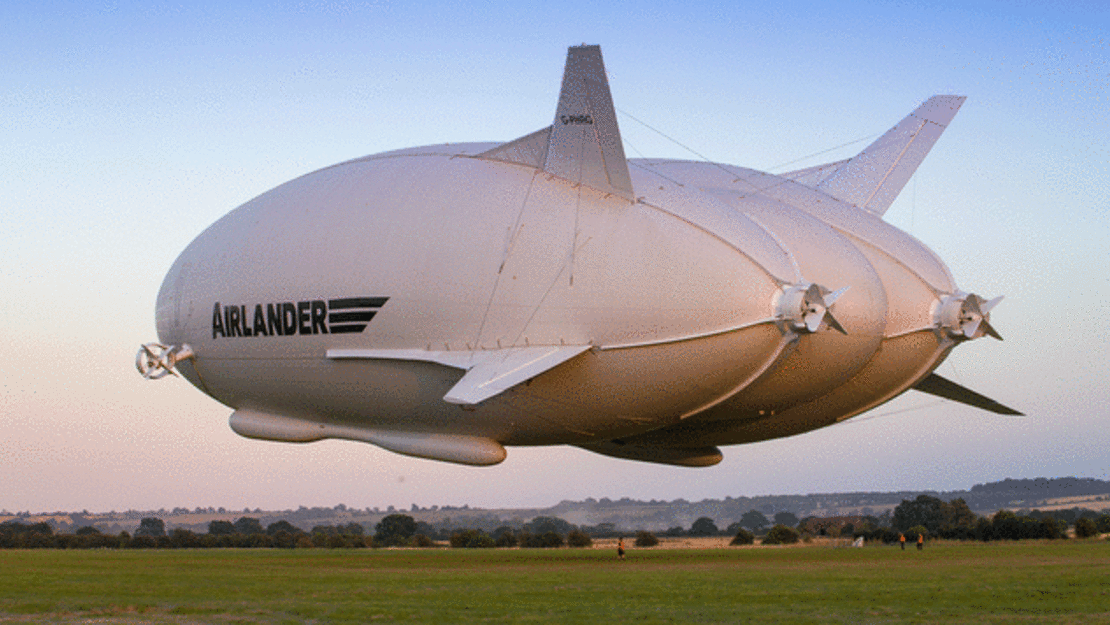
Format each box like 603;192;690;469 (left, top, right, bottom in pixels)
2;1;1108;514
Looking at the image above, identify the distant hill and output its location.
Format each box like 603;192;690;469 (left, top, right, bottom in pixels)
3;477;1108;534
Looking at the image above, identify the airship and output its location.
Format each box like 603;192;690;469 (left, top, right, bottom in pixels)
138;45;1019;468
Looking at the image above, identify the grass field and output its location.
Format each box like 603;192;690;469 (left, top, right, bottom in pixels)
1;541;1108;623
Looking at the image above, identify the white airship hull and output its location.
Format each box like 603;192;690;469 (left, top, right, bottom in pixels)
143;46;1017;467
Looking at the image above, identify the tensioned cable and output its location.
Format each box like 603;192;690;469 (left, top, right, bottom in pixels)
617;105;878;191
616;107;756;188
617;107;720;164
833;399;946;427
767;134;878;172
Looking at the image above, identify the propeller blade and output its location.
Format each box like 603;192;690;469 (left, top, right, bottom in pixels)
980;320;1003;341
823;310;848;335
980;295;1004;314
962;317;981;339
805;307;825;333
824;286;850;306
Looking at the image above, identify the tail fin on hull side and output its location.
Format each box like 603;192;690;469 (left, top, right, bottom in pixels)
913;372;1023;415
785;95;966;216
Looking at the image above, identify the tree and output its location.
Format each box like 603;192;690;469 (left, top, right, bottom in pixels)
523;516;573;536
762;524;800;545
938;498;979;539
450;529;495;548
689;517;719;536
267;520;300;536
1075;517;1098;539
208;520;235;536
634;531;659;547
892;495;945;535
493;527;518;547
414;521;440;539
1038;516;1062;540
988;510;1016;540
905;525;928;541
567;529;593;548
520;531;564;548
374;514;417;546
1096;514;1110;533
234;517;264;535
169;528;200;548
271;530;298;548
410;534;435;547
128;535;157;549
134;518;165;538
739;510;770;531
773;512;799;527
730;528;755;546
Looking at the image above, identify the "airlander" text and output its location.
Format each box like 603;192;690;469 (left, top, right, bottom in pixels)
211;297;388;339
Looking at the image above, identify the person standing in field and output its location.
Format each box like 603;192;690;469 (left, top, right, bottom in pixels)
917;533;924;551
900;533;905;550
617;537;625;560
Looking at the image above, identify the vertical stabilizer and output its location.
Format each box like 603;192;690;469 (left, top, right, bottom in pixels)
545;45;633;199
480;45;633;200
813;95;965;216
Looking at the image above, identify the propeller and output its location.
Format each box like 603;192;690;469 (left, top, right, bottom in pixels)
776;282;849;336
936;292;1003;341
136;343;194;380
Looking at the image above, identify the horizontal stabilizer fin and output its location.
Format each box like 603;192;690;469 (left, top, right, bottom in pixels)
444;345;591;405
328;345;591;405
475;45;633;200
477;126;552;169
912;373;1022;415
814;95;966;216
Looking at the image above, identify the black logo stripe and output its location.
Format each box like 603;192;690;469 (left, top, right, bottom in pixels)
329;297;388;309
328;296;388;334
329;325;367;334
328;311;378;324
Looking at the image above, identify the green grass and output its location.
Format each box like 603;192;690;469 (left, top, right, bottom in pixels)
1;541;1108;623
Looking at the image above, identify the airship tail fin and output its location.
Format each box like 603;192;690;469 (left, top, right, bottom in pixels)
912;372;1023;415
785;95;966;216
478;45;634;200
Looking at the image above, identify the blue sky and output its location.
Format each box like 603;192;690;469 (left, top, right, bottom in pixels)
2;1;1108;513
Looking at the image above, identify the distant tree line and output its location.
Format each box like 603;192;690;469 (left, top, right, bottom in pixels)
0;514;592;550
0;516;374;550
4;497;1108;550
798;496;1110;544
632;499;1110;547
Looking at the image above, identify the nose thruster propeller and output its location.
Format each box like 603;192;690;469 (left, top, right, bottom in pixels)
136;343;195;379
935;292;1004;341
775;283;849;336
